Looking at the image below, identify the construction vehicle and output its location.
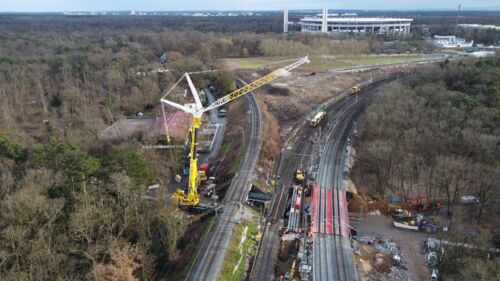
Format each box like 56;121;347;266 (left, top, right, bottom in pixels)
161;57;310;207
392;208;411;221
199;163;209;182
289;259;296;281
295;169;306;184
308;111;326;127
349;86;361;94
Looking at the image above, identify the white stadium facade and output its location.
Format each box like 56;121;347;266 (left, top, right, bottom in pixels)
285;7;413;36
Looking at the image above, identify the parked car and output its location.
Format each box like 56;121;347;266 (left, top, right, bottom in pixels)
459;195;479;205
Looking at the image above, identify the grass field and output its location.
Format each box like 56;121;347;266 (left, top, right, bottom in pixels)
225;54;437;72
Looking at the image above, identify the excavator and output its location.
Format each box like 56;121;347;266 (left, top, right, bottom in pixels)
161;57;310;207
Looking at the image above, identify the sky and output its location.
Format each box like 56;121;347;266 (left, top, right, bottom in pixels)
1;0;499;12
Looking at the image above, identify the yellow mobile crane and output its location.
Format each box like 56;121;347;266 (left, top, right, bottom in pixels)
161;57;310;207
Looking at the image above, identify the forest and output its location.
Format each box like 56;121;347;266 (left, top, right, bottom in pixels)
353;54;500;280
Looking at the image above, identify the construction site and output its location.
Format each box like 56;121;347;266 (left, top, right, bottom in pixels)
1;4;499;281
94;45;500;280
124;49;468;281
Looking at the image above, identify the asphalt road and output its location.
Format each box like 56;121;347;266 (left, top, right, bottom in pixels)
186;86;262;280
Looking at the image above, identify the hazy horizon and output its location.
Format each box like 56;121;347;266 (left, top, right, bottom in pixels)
1;0;500;13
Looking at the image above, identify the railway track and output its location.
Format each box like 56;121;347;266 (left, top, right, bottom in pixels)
313;81;386;281
187;92;262;281
251;84;357;281
250;125;312;281
314;76;407;280
251;77;402;281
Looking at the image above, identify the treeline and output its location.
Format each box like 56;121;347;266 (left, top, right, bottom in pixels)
0;15;284;34
353;54;500;221
0;134;183;280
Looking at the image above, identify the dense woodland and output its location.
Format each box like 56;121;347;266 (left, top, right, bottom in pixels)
353;55;500;280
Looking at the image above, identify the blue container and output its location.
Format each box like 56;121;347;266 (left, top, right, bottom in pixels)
390;196;401;204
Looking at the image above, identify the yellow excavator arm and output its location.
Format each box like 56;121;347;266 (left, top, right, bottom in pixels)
171;56;310;207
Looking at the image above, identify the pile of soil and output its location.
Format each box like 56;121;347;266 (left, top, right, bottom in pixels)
266;84;292;96
349;191;370;213
354;243;393;281
368;200;412;216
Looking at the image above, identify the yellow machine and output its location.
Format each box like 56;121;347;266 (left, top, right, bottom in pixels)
162;57;310;207
295;169;306;183
309;111;326;127
290;259;296;280
349;86;361;95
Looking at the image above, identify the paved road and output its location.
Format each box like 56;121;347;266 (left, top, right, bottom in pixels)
186;85;262;281
205;89;227;163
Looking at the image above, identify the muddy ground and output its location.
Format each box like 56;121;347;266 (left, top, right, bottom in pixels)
354;215;431;281
237;69;375;191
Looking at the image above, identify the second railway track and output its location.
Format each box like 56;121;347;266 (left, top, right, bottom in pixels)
187;92;262;281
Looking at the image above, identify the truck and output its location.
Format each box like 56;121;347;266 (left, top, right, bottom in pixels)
393;214;438;234
199;163;209;182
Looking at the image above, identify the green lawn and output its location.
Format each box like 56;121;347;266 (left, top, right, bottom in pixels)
226;54;436;72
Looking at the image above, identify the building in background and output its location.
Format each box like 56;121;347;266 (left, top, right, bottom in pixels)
458;24;500;31
294;7;412;36
432;35;474;48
